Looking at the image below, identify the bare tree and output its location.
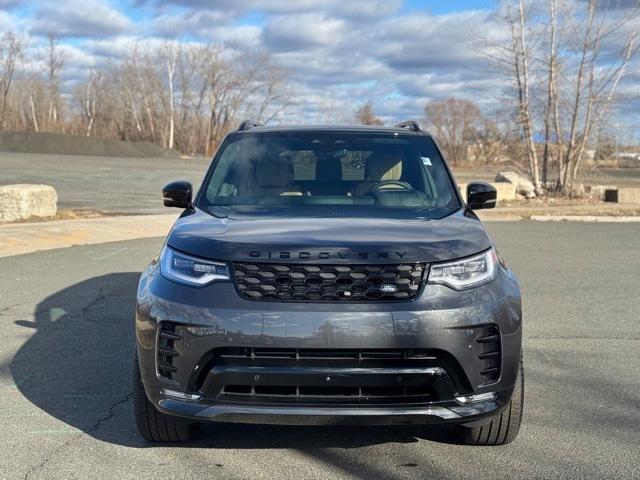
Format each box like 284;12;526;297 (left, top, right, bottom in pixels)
503;0;542;192
158;43;178;150
75;70;111;136
542;0;560;187
43;35;66;131
492;0;640;194
559;0;639;192
0;31;24;131
354;102;383;125
424;98;486;165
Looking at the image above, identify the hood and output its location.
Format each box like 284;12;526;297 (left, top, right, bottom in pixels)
166;207;492;264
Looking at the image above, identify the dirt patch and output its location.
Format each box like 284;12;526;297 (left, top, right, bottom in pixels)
484;198;640;219
1;208;108;224
0;132;181;158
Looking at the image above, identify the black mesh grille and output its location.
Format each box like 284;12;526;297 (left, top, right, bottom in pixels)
157;323;180;379
209;348;447;404
232;262;427;302
476;325;501;384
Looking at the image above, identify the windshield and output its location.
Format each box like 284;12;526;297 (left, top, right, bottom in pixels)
198;131;460;218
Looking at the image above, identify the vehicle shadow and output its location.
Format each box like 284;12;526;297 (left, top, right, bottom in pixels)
10;272;458;449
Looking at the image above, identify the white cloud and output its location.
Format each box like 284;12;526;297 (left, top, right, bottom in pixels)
263;13;346;51
0;10;26;32
84;35;171;59
151;10;232;38
31;0;132;38
151;0;402;18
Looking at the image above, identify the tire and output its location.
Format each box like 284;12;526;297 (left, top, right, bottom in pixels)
457;356;524;446
132;355;199;442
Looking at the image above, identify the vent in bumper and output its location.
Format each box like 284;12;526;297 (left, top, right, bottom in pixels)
232;262;427;302
221;384;436;401
199;347;462;405
216;347;439;364
476;325;501;384
157;323;180;379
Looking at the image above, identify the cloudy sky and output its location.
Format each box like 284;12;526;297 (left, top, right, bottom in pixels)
1;0;639;131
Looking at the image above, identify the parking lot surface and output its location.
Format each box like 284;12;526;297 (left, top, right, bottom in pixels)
0;152;209;215
0;222;638;479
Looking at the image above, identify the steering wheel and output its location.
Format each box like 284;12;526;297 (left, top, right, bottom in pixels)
366;180;415;194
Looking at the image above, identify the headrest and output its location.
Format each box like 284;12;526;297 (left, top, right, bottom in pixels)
315;157;342;183
365;152;402;181
256;155;294;187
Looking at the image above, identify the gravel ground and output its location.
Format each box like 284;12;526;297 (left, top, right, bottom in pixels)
0;222;638;479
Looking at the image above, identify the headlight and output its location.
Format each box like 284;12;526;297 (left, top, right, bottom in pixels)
428;249;498;290
160;246;230;287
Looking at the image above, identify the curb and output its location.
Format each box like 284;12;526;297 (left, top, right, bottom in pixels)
529;215;640;223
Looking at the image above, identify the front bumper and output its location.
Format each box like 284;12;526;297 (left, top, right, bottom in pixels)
135;260;522;426
155;389;514;426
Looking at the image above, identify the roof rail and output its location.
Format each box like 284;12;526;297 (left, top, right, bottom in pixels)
394;120;421;132
237;120;262;131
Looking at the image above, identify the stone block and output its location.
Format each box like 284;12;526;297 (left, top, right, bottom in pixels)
0;184;58;221
616;187;640;204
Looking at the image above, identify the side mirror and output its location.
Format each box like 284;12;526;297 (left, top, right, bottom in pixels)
467;182;497;210
163;181;193;209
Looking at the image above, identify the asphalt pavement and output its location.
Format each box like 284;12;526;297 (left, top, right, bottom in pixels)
0;152;210;214
0;222;638;479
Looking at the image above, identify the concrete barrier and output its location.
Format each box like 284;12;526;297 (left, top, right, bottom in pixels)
491;182;517;202
587;185;618;201
616;187;640;204
0;184;58;221
603;187;640;204
495;171;536;198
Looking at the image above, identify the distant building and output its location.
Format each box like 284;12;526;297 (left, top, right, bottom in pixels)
609;152;640;167
611;152;640;160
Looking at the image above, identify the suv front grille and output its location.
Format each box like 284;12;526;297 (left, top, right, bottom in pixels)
232;262;427;302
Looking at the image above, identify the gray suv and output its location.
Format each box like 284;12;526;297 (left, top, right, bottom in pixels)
133;121;523;445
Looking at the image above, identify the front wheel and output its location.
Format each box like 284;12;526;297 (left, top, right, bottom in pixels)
457;356;524;446
132;355;199;442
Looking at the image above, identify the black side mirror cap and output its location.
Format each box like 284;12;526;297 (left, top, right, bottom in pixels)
467;181;497;210
163;181;193;209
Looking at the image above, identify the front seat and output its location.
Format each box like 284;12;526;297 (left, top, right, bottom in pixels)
354;152;403;196
255;154;303;196
312;157;346;195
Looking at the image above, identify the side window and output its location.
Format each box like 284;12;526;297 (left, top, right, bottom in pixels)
206;143;238;202
285;151;316;181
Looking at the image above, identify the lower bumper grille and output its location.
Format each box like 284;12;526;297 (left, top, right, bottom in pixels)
217;347;438;363
232;262;427;302
222;384;437;400
199;347;459;405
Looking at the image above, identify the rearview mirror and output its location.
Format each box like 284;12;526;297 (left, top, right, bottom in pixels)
163;181;193;209
467;182;496;210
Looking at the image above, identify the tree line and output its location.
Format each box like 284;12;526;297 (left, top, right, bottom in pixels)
0;33;289;156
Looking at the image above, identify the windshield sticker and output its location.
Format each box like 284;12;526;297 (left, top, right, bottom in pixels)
421;156;432;166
